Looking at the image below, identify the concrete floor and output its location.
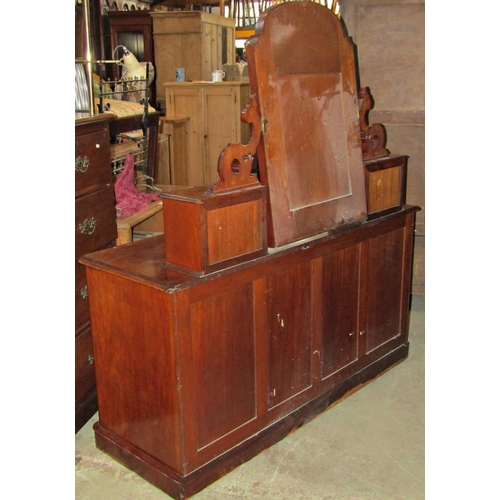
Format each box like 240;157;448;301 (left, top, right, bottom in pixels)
75;295;424;500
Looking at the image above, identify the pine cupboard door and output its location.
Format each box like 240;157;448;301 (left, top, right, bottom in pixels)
201;21;235;81
165;83;249;187
203;85;242;185
165;86;205;186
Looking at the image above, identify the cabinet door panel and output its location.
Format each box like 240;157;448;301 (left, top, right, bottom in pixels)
267;262;312;408
204;22;218;79
168;89;205;186
204;88;239;185
363;227;405;353
189;283;257;450
321;245;360;378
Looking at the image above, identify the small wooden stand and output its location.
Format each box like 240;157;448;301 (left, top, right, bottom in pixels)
116;200;163;246
116;185;193;245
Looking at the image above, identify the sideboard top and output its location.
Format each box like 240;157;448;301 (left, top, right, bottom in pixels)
80;206;419;293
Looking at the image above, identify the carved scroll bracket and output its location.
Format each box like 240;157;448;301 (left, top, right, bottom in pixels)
208;94;263;194
358;87;390;161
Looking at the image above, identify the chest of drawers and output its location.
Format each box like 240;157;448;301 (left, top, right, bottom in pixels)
75;115;117;432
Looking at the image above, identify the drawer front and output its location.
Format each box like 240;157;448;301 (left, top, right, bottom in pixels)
76;239;115;331
76;261;89;330
75;128;112;196
76;326;96;404
76;185;117;256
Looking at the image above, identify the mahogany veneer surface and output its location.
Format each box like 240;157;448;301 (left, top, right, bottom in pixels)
81;206;418;499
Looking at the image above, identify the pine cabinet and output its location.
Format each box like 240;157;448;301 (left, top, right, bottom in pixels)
151;11;236;112
164;82;250;186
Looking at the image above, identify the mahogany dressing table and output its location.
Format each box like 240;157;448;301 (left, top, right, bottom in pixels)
80;3;419;498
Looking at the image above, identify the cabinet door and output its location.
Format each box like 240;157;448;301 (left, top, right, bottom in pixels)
201;23;235;80
166;87;205;186
267;261;313;408
204;85;241;185
183;282;257;468
361;226;406;354
320;245;360;378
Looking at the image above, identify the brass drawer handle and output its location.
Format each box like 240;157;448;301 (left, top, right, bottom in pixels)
80;285;88;300
75;155;90;173
79;217;97;235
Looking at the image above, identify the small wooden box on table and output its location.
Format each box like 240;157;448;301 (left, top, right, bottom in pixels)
81;3;419;498
162;184;267;275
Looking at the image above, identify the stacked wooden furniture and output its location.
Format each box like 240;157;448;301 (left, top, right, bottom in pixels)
150;10;236;114
149;11;245;186
81;3;419;498
75;114;117;433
